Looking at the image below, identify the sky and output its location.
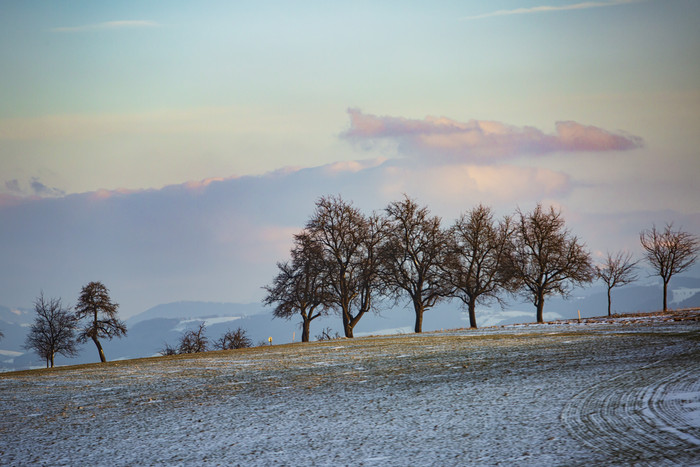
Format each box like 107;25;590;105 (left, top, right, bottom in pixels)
1;1;699;318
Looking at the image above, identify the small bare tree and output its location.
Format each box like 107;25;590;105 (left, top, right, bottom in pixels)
315;327;341;341
179;322;208;354
159;342;178;356
24;293;78;368
597;251;638;317
640;223;699;311
75;281;126;363
509;204;594;323
444;205;515;328
215;327;252;350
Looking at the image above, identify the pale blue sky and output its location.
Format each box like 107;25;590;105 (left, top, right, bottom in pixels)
1;1;699;314
2;0;698;195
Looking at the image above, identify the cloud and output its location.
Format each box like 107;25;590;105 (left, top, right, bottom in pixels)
2;177;65;200
51;20;160;33
462;0;645;21
0;156;578;314
342;109;643;163
29;178;65;197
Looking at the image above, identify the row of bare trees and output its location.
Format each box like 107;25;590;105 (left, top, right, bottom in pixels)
265;195;698;341
24;281;126;368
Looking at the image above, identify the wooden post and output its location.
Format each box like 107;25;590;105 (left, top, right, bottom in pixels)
577;310;581;323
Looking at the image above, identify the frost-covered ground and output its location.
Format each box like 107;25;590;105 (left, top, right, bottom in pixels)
1;316;699;466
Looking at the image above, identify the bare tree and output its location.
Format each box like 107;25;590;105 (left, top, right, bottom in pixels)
444;205;515;328
640;223;699;311
597;251;638;317
315;327;341;341
382;196;450;333
75;281;127;363
510;204;594;323
159;342;178;356
305;195;387;338
24;293;78;368
264;232;331;342
215;327;252;350
179;322;208;353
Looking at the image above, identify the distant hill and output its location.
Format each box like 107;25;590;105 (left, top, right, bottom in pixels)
2;276;699;372
127;301;267;325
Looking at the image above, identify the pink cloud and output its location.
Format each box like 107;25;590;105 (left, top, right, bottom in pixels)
342;109;643;162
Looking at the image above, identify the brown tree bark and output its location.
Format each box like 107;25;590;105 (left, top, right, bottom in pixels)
92;335;106;363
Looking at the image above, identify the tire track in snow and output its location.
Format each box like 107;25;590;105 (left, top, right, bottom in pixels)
561;353;700;465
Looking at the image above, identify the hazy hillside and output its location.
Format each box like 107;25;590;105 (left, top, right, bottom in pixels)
2;276;699;371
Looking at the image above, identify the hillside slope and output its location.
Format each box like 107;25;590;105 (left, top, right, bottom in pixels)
2;316;699;465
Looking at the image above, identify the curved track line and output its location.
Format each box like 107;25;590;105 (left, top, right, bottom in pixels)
562;356;700;465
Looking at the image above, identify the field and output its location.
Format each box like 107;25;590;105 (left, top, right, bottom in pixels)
1;313;699;466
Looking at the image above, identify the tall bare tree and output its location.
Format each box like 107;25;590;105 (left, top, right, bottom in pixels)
264;232;331;342
510;204;594;323
382;196;450;333
640;223;699;311
597;251;638;316
444;205;515;329
305;195;387;338
75;281;126;363
24;293;78;368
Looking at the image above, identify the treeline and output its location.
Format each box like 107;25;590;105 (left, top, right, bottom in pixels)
22;281;126;368
264;195;699;341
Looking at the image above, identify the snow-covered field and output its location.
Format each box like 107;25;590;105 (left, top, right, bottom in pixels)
1;316;699;466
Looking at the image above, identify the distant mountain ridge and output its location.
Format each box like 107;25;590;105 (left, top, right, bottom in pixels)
2;276;699;372
127;301;266;325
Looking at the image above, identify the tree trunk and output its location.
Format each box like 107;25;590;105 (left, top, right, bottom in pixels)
468;296;477;329
302;318;311;343
344;324;354;338
414;300;424;334
92;335;107;363
536;292;545;323
663;279;669;311
50;352;55;368
607;287;612;317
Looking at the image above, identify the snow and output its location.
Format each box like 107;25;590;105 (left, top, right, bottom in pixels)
173;316;242;332
1;319;699;465
672;287;700;304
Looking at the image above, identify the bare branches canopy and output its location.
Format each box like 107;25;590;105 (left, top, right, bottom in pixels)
640;223;699;311
497;204;594;323
443;205;516;328
268;195;696;336
24;292;78;368
597;251;638;317
178;322;208;354
75;281;127;363
382;196;450;332
263;232;331;342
